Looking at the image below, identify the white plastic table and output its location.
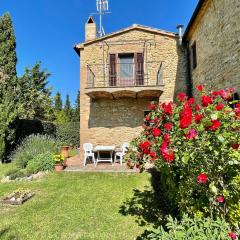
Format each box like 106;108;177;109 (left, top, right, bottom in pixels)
94;146;115;166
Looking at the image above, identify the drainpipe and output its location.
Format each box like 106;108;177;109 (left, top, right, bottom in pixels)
176;25;184;46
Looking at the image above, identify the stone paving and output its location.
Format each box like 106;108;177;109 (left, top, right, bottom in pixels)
65;155;137;173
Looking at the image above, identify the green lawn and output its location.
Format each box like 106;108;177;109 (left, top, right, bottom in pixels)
0;164;152;240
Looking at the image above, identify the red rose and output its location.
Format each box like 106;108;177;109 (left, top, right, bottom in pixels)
179;103;193;129
152;128;161;137
160;141;174;163
188;98;195;105
164;123;172;131
139;141;151;150
215;103;225;111
228;232;237;240
186;129;197;140
143;148;150;154
163;133;170;143
197;173;207;184
236;103;240;108
148;102;155;110
217;196;225;203
232;143;239;150
208;120;221;131
177;92;187;102
161;102;173;116
197;84;203;92
150;151;157;161
195;104;201;111
201;95;213;107
195;114;203;123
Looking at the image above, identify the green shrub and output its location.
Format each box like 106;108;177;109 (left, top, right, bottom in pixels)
11;134;59;169
56;122;79;147
5;168;26;180
26;152;55;174
131;86;240;225
147;215;237;240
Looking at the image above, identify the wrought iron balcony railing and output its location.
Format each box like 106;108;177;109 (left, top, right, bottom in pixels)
86;62;163;88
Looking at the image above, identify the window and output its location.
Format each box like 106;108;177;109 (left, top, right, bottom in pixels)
119;53;134;86
191;42;197;69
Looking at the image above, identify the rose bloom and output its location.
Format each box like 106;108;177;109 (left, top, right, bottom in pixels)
195;104;201;111
197;173;207;184
188;98;195;105
152;128;161;137
195;114;203;123
163;133;170;143
208;120;221;131
139;141;151;150
148;102;155;110
186;129;198;140
160;142;174;163
164;123;172;131
232;143;239;150
143;148;150;154
161;102;173;116
197;84;203;92
178;92;187;102
215;103;225;111
217;196;225;203
150;151;157;161
228;232;237;240
202;95;213;107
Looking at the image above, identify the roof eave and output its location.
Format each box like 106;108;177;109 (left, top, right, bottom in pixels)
183;0;206;41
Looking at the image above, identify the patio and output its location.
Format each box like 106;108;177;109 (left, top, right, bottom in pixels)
65;155;137;173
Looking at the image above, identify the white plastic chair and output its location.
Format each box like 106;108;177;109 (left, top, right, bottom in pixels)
114;142;129;165
83;143;95;166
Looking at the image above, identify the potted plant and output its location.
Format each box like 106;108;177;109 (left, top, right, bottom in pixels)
60;146;69;159
53;154;65;172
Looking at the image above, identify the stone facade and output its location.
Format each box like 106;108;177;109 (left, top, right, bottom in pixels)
185;0;240;97
76;23;188;159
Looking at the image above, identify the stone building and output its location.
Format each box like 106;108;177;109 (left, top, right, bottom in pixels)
74;0;239;157
184;0;240;98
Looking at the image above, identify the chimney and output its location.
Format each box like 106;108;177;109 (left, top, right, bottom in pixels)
85;16;97;41
176;25;184;46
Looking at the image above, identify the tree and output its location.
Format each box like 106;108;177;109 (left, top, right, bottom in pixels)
54;92;63;112
17;62;53;120
64;94;71;120
0;13;17;80
0;13;19;162
72;91;80;122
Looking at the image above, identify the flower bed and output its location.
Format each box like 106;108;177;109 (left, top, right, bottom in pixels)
1;188;34;205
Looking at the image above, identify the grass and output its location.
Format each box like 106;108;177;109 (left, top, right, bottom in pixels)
0;164;153;240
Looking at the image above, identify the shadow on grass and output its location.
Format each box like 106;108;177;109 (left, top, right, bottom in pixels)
0;227;19;240
119;168;178;239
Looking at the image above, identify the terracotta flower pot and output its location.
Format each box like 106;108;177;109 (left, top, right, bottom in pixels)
60;146;69;159
54;164;64;172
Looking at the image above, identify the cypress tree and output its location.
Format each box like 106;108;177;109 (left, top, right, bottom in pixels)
64;94;71;120
54;92;63;112
0;13;17;80
72;91;80;122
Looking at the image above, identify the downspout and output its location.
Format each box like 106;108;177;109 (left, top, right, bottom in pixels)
185;40;193;98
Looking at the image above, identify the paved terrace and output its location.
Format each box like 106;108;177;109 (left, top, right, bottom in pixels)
65;155;138;173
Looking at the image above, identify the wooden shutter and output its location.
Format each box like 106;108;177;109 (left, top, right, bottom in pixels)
135;53;144;86
109;54;117;86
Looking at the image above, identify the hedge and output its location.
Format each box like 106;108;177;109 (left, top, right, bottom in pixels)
56;122;80;147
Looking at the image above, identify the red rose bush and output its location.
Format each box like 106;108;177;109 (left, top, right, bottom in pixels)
126;85;240;228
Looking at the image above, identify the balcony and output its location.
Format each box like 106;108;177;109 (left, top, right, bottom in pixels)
86;62;164;99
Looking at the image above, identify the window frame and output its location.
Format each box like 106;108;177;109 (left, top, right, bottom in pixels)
191;42;197;70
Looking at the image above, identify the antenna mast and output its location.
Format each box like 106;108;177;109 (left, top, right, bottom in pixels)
96;0;110;37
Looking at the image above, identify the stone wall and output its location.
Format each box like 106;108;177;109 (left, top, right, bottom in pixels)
79;28;188;159
186;0;240;97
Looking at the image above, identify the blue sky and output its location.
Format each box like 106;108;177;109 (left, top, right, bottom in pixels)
0;0;198;105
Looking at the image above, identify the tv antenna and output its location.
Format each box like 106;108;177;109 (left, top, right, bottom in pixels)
93;0;110;37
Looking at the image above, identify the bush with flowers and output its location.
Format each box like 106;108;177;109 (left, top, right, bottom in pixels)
127;85;240;231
